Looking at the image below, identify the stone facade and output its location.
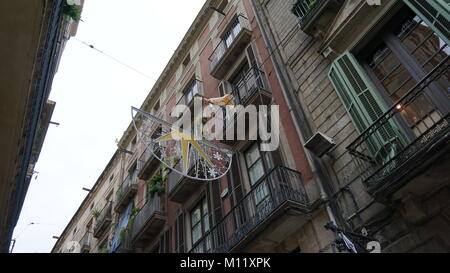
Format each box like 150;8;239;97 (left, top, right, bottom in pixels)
253;0;450;252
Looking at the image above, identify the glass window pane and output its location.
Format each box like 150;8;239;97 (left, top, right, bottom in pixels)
248;160;264;185
192;224;202;244
191;207;201;225
245;144;261;166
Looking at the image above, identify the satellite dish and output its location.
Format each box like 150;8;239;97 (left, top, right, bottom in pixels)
131;107;233;181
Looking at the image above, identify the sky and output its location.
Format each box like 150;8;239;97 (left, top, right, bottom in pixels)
11;0;205;253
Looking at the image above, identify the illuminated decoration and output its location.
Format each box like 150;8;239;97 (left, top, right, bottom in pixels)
131;107;232;181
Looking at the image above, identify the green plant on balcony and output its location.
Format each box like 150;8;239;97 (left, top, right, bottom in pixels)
119;227;128;244
131;207;141;217
119;208;140;244
92;209;101;218
165;156;180;168
309;0;317;8
146;171;166;199
100;247;110;253
116;188;124;201
63;1;82;22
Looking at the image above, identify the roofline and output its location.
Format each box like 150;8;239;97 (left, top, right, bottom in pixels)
51;149;120;252
118;0;220;148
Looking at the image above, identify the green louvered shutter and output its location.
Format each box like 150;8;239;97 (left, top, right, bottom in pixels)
403;0;450;46
329;52;403;159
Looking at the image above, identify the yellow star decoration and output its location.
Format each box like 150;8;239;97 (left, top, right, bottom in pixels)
154;130;213;175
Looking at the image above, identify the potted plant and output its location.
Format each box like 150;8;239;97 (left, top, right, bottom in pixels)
63;0;82;22
92;209;101;218
146;171;166;199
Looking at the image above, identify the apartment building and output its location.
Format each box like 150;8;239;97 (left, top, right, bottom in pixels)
53;0;449;254
0;0;83;253
53;0;337;253
252;0;450;252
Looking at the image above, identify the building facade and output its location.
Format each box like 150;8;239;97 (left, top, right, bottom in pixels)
0;0;84;253
253;0;450;252
53;0;450;253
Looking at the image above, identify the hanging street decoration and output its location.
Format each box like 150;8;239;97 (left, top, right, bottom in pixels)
131;107;233;181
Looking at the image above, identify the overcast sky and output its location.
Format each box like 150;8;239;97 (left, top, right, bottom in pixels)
11;0;205;253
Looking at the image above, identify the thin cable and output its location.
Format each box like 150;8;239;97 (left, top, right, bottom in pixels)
72;37;158;82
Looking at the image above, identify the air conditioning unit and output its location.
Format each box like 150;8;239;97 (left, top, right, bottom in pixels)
304;132;335;157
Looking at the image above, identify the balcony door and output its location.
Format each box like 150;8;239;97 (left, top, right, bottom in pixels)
360;7;450;140
244;143;282;218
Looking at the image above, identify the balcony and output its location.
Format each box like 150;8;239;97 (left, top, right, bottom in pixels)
347;56;450;200
116;231;133;253
221;67;271;146
93;202;113;238
131;194;166;248
138;125;164;181
114;172;138;213
167;159;206;204
191;166;310;253
292;0;343;36
79;232;92;253
210;15;252;79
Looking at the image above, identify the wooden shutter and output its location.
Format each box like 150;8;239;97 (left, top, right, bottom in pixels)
328;52;403;157
206;181;221;225
403;0;450;46
159;229;171;253
174;212;185;253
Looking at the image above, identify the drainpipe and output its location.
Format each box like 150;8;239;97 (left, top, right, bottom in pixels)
250;0;347;231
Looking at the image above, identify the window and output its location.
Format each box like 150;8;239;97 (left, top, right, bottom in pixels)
223;16;242;48
182;54;191;68
190;198;211;253
329;3;450;160
183;79;200;105
244;143;265;185
130;136;137;152
153;99;160;114
244;143;270;211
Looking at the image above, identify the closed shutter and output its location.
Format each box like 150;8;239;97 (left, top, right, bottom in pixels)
403;0;450;46
174;212;185;253
159;229;171;253
328;52;402;158
210;180;223;222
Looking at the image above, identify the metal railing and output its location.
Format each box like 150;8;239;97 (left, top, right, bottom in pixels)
116;171;138;202
167;158;198;194
190;166;309;253
209;15;251;72
79;232;92;251
131;194;164;241
231;67;269;105
292;0;324;27
347;56;450;193
94;202;112;235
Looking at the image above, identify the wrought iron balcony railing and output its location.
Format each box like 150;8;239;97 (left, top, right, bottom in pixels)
79;232;92;253
131;194;166;246
93;201;113;238
292;0;324;27
115;171;138;212
231;67;270;105
190;166;309;253
347;55;450;196
209;15;252;78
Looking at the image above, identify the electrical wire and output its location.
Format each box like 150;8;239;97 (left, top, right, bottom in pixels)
72;37;158;82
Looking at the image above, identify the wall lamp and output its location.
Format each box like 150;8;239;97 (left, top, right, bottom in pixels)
118;148;133;155
209;6;225;16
